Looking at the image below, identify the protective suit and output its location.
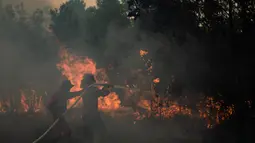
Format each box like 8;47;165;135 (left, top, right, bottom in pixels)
80;74;109;143
46;80;82;143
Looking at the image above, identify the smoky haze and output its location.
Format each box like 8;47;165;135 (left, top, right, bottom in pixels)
0;0;208;98
0;4;62;96
2;0;97;11
0;1;253;143
0;1;216;143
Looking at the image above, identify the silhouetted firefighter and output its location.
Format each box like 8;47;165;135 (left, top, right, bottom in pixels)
46;80;82;143
80;74;111;143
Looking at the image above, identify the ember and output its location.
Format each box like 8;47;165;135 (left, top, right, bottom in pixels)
139;49;148;57
153;78;160;83
197;96;235;128
0;47;241;130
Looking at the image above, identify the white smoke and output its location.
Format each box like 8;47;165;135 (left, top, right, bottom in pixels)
1;0;97;12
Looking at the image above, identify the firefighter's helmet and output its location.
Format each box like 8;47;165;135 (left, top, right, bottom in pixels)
82;74;96;85
61;80;73;90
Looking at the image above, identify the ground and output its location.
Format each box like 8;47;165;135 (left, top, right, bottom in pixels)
0;109;254;143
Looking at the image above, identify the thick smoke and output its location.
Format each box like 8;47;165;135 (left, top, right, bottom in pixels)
0;1;208;142
102;21;207;89
1;0;51;12
46;0;208;91
0;3;62;95
0;0;208;96
2;0;97;10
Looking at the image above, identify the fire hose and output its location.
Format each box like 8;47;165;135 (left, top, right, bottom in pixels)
32;83;96;143
32;83;144;143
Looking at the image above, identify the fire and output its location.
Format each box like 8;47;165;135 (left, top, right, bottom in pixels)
136;99;192;120
20;91;29;112
57;48;121;111
197;96;235;128
0;100;9;113
134;94;235;128
139;49;152;74
153;78;160;83
0;89;44;113
20;89;44;113
139;49;148;57
57;48;97;92
98;92;121;111
0;47;241;130
57;48;97;108
137;100;151;111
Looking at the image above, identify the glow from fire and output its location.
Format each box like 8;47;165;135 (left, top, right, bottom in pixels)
20;91;29;112
98;92;121;111
0;89;44;113
57;48;97;92
57;48;121;111
153;78;160;83
0;47;242;130
140;49;148;57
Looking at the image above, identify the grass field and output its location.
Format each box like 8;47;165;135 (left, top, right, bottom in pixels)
0;109;254;143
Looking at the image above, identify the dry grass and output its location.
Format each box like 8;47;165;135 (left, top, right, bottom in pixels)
0;110;218;143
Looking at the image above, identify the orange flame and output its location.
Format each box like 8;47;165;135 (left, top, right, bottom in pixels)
197;96;235;128
57;48;120;111
0;48;239;130
139;50;148;57
57;48;97;92
20;90;29;112
98;92;121;111
136;99;192;120
153;78;160;83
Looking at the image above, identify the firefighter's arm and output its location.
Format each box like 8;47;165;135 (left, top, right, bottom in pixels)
46;96;57;108
67;90;84;99
101;86;112;97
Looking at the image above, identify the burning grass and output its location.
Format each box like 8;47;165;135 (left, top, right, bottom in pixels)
0;48;242;130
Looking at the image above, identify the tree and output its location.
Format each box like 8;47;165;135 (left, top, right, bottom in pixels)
50;0;87;41
49;0;130;62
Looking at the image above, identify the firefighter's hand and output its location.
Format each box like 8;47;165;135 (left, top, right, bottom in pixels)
102;85;113;91
101;87;111;96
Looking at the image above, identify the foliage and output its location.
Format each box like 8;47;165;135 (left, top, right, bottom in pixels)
144;0;255;97
0;2;57;62
1;0;254;105
50;0;129;46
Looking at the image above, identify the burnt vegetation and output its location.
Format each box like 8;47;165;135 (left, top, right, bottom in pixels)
0;0;254;143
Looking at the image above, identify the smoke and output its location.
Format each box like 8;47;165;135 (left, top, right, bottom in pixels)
0;1;207;142
102;21;209;90
103;23;180;77
60;13;201;89
1;0;51;12
0;0;208;97
0;8;62;95
0;0;98;94
2;0;97;11
0;1;98;96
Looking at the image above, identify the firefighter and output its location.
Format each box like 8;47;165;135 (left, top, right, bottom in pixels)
46;80;83;143
80;74;110;143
